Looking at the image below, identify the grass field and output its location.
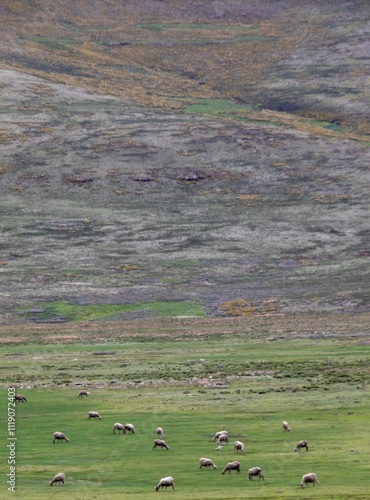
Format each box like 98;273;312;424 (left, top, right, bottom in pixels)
1;2;370;498
1;317;369;499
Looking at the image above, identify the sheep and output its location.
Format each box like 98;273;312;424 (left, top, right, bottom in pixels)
212;430;228;441
282;420;290;432
222;461;241;475
124;423;135;434
233;440;245;453
113;423;125;434
53;432;69;443
248;467;264;481
88;411;101;420
217;433;228;446
294;439;309;452
153;439;169;450
199;457;217;469
155;427;165;438
77;391;89;398
300;472;318;488
14;394;28;403
50;472;65;486
155;476;174;491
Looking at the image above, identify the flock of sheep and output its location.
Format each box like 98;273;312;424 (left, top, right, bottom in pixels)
16;393;318;491
209;426;317;488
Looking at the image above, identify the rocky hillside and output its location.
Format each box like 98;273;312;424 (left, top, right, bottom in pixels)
0;0;369;323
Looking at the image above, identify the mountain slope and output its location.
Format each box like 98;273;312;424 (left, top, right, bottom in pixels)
0;1;369;323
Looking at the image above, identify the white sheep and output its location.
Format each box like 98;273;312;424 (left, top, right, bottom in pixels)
199;457;217;469
77;391;89;398
300;472;318;488
50;472;65;486
113;423;125;434
217;433;228;446
212;430;228;441
124;423;135;434
14;394;28;403
248;466;264;481
88;411;101;420
282;420;290;431
233;440;245;453
155;476;174;491
53;432;69;443
155;427;165;437
153;439;169;450
222;461;241;475
294;439;309;452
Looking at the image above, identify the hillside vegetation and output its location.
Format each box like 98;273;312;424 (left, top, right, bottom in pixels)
1;1;369;323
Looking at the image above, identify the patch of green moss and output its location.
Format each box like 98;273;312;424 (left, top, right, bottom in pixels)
17;300;205;322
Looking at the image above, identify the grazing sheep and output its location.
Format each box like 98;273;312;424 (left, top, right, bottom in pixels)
294;440;309;452
53;432;69;443
155;427;165;438
222;461;241;475
248;467;264;481
199;457;217;469
233;440;245;453
113;423;125;434
77;391;89;398
300;472;318;488
153;439;169;450
14;394;28;403
88;411;101;420
155;476;174;491
282;420;290;431
212;430;228;441
217;433;228;446
124;423;135;434
50;472;65;486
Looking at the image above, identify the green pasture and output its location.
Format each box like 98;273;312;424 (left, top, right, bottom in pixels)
16;300;205;323
0;331;370;499
30;36;82;52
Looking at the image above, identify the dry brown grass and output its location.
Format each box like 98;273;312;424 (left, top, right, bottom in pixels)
2;312;370;343
2;0;368;139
